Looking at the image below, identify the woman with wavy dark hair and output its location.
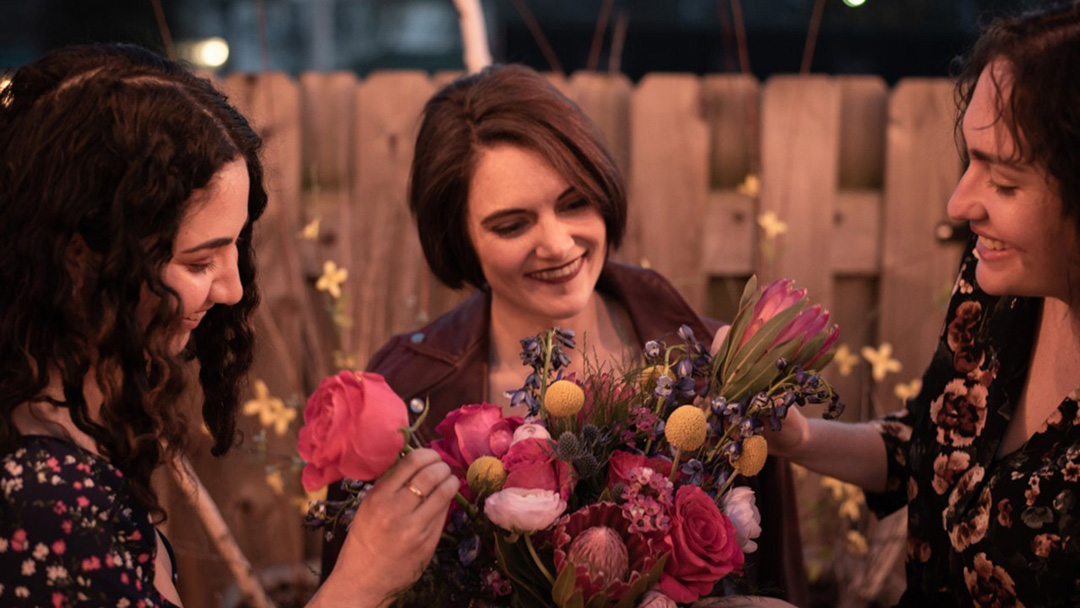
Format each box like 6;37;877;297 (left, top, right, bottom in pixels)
0;44;457;607
764;4;1080;607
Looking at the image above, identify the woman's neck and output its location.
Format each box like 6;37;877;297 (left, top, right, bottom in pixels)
488;291;636;379
11;369;103;455
1033;296;1080;396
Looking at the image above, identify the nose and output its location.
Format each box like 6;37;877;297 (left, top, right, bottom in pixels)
534;215;575;260
946;166;986;223
211;246;244;306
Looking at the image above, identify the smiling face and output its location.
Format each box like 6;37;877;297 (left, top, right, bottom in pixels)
466;144;607;325
947;61;1080;301
150;158;250;353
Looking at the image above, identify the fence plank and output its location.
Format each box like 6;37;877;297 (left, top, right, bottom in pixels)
351;72;437;366
703;74;759;189
759;76;841;310
626;74;709;308
876;80;964;413
567;72;632;175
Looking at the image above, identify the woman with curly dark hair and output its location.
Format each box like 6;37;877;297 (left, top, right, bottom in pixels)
765;4;1080;607
0;44;457;607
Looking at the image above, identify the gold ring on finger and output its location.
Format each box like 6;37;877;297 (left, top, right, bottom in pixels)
406;483;425;500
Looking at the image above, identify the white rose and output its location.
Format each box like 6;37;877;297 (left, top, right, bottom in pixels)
510;423;551;447
720;486;762;553
484;487;566;532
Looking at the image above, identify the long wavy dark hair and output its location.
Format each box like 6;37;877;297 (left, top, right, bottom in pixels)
954;3;1080;231
0;44;267;519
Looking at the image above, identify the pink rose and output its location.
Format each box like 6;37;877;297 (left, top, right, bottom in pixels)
484;488;567;532
297;371;408;492
431;404;523;476
502;437;574;500
607;450;672;489
659;486;744;603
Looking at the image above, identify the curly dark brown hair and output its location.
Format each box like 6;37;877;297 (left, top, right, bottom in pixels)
954;3;1080;228
0;44;267;519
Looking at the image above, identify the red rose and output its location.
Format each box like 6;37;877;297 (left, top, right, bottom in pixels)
659;486;745;603
607;450;673;489
431;404;523;477
502;438;574;500
297;371;407;492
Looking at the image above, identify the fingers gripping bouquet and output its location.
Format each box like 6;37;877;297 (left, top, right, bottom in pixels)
300;277;842;607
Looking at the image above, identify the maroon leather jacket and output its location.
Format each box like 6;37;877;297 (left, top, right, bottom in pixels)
320;261;809;606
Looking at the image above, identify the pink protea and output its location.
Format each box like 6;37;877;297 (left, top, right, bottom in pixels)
738;279;806;348
553;503;667;603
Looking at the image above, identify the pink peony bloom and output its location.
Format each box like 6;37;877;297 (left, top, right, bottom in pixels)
297;371;408;492
659;486;744;603
502;438;574;500
431;404;523;477
484;487;566;532
720;487;762;553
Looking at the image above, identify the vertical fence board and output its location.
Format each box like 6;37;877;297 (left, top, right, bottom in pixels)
567;71;633;175
759;76;841;310
626;74;709;308
877;80;964;414
703;74;759;190
351;72;437;367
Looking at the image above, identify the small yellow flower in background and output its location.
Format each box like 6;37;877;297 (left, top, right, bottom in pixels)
833;344;860;377
757;210;788;241
665;405;708;451
737;173;761;198
544;380;586;418
846;530;869;556
265;470;285;496
894;378;923;404
821;476;865;522
300;217;321;240
333;350;358;370
861;343;902;381
315;261;348;299
243;380;297;436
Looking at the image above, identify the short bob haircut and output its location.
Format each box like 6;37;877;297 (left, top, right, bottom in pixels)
409;64;627;290
0;44;267;518
954;3;1080;231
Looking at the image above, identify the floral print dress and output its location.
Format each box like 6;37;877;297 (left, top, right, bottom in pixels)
866;243;1080;607
0;435;179;607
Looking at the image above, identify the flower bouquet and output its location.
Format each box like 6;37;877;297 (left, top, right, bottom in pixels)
300;277;842;607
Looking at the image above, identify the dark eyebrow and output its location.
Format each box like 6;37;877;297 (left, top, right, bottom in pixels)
180;237;234;254
480;187;577;225
969;147;1023;169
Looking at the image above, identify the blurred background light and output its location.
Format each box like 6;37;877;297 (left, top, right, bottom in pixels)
178;36;229;68
842;0;868;7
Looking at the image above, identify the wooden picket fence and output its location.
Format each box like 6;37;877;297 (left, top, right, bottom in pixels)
157;71;966;608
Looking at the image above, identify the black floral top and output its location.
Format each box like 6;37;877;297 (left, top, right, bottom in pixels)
0;435;179;608
866;243;1080;607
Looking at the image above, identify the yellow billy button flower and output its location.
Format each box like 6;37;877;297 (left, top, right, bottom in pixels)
466;455;507;496
544;380;585;418
664;405;708;451
736;435;768;476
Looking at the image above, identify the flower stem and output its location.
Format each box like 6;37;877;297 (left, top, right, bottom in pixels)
524;532;555;585
669;448;682;482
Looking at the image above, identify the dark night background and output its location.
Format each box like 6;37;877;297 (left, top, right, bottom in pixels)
0;1;1070;81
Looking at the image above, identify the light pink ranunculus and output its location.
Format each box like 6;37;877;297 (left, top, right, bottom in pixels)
510;422;551;446
430;404;523;476
720;487;762;553
637;589;677;608
297;371;407;492
484;487;567;532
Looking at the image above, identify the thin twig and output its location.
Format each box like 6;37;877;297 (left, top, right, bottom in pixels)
168;456;276;608
586;0;615;71
510;0;564;76
608;10;629;75
452;0;493;73
716;0;737;73
150;0;176;61
730;0;751;75
800;0;828;74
